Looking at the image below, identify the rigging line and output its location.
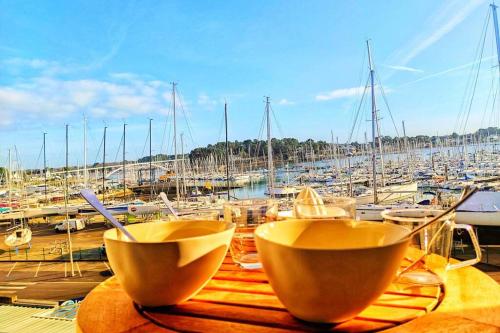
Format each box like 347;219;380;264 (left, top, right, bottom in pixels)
159;99;173;156
346;50;369;135
488;84;499;126
175;86;197;147
461;10;490;135
34;142;44;172
93;132;104;166
375;70;400;138
354;88;369;144
254;106;267;159
216;107;225;143
480;72;496;128
455;8;491;133
14;146;23;176
347;75;370;144
140;128;150;161
114;131;124;163
270;104;285;138
166;118;173;160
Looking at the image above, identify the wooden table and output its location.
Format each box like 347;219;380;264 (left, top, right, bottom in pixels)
77;255;500;332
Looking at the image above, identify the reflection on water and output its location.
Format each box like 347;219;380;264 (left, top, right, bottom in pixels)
231;181;268;199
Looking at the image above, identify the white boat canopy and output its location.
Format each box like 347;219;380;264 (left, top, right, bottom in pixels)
457;192;500;212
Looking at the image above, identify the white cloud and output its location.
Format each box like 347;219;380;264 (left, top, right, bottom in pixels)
391;0;484;67
316;86;366;101
3;57;69;75
397;55;495;88
278;98;295;105
383;65;423;73
197;93;218;110
316;85;393;101
0;74;175;126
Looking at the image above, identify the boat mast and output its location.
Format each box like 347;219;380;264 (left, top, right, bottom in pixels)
64;124;75;276
224;102;231;200
265;97;275;198
402;120;413;180
172;82;180;206
83;115;88;188
375;107;386;187
180;132;187;198
330;130;335;173
123;122;126;200
367;40;378;204
149;118;153;201
8;149;11;212
43;132;47;202
491;3;500;75
102;126;107;204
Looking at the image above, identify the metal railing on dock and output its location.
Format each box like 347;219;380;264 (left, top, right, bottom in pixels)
0;246;106;262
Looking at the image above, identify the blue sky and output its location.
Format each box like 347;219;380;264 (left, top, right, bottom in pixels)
0;0;499;168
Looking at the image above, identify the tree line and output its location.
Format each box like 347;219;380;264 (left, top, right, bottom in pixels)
136;126;499;163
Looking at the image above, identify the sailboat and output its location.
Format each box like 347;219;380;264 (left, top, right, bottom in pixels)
353;40;418;206
4;149;32;247
4;220;32;247
262;97;302;198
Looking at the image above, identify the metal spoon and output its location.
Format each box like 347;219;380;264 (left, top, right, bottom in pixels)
397;186;478;276
80;189;137;241
159;192;179;219
406;186;477;239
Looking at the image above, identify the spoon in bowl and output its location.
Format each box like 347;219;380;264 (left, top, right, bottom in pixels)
80;189;137;241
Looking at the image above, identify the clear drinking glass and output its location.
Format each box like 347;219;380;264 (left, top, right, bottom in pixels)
382;209;482;284
176;210;221;221
224;199;278;269
294;196;356;219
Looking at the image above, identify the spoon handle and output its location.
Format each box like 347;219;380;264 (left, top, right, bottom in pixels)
80;189;137;241
159;192;179;219
407;187;478;239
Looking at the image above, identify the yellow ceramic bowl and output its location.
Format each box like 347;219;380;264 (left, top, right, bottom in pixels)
104;220;235;307
255;219;410;323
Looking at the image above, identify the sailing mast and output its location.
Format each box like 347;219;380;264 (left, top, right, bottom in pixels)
102;126;107;204
180;132;186;198
330;130;335;173
491;3;500;74
265;97;275;198
402;120;413;180
64;124;75;276
123;123;126;200
224;102;230;200
367;40;378;204
43;132;47;202
491;3;500;153
149;118;153;201
172;82;180;206
8;149;11;213
83;115;88;189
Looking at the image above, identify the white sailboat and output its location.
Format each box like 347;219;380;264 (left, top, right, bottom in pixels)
4;215;32;248
261;97;301;198
353;40;418;205
4;150;32;248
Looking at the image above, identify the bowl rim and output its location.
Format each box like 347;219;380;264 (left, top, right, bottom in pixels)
103;220;235;244
255;219;411;251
